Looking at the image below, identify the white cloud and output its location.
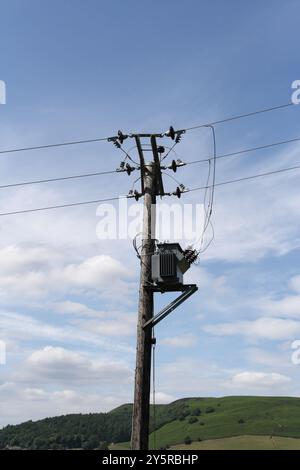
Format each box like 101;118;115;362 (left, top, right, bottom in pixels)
53;301;106;317
0;246;133;302
74;315;136;337
161;334;197;348
259;295;300;319
0;245;58;273
203;317;300;340
245;347;293;368
150;392;175;404
158;357;232;396
0;383;126;427
53;301;137;337
0;310;133;353
24;388;47;400
290;275;300;293
24;346;133;385
55;255;129;289
157;356;296;399
231;371;291;389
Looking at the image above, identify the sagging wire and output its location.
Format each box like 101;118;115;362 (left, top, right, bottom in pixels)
110;135;139;167
133;232;143;260
161;171;187;188
127;177;143;201
193;125;217;256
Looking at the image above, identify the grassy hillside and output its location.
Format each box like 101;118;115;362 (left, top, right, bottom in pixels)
148;396;300;448
1;396;300;449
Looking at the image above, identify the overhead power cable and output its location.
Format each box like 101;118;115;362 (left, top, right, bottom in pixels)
0;136;113;155
2;135;299;192
182;102;294;132
0;195;125;217
0;169;123;190
188;163;300;193
0;102;295;156
185;136;300;166
1;162;300;217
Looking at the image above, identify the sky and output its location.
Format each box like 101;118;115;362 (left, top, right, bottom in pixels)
1;0;300;427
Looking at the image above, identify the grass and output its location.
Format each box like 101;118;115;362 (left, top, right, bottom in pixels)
170;435;300;450
109;442;131;450
148;396;300;448
110;435;300;451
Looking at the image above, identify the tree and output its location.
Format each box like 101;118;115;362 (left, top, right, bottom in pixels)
97;441;109;450
188;417;198;424
205;406;215;414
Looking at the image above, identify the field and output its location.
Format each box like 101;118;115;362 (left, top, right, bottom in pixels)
171;435;300;450
110;435;300;450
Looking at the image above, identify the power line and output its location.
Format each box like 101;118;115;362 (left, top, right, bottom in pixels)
0;134;298;192
0;136;113;155
0;102;295;156
0;169;123;190
188;162;300;193
3;135;299;192
1;162;300;217
0;195;125;217
182;102;294;132
185;136;300;166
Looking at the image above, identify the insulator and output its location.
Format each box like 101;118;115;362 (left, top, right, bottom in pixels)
179;184;186;191
117;130;128;144
175;186;181;198
157;146;165;154
165;126;175;140
119;161;125;169
134;190;141;201
171;160;177;172
126;163;134;175
175;133;182;144
113;140;121;149
184;247;198;265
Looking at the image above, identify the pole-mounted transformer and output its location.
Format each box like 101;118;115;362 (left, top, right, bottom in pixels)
143;242;198;329
151;243;194;291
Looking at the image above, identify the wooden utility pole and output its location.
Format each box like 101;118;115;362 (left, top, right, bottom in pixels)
131;162;156;450
109;128;197;451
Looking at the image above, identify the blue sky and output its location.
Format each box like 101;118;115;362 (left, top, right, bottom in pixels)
1;0;300;426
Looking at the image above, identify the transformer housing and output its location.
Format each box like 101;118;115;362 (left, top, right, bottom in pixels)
151;243;190;291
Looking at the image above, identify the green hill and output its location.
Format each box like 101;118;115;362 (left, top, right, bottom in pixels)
0;396;300;449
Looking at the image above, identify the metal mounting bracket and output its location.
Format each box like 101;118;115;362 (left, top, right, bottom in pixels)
143;284;198;329
150;135;165;197
134;135;145;194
